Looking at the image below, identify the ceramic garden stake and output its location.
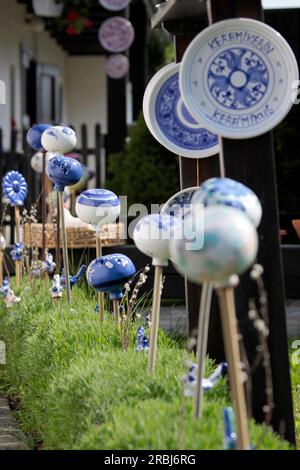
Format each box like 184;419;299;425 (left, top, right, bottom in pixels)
26;124;51;259
76;189;120;321
86;253;136;327
190;177;262;423
133;214;180;373
46;155;83;302
170;205;259;450
0;234;6;286
41;125;77;269
2;171;28;286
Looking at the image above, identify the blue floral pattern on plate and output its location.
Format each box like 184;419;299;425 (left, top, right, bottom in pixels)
155;73;218;150
207;47;269;110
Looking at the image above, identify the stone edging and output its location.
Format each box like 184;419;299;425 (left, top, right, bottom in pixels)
0;397;28;450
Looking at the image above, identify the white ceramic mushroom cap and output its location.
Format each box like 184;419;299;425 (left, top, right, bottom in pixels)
75;189;120;228
133;214;181;266
170;205;258;284
41;126;77;153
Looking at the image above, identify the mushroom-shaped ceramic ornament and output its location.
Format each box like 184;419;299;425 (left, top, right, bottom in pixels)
87;253;136;327
133;214;180;372
170;206;258;450
46;155;83;303
76;189;120;321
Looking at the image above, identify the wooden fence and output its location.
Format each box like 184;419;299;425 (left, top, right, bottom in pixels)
0;124;106;244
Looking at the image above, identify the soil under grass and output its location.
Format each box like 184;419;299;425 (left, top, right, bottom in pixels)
0;279;296;450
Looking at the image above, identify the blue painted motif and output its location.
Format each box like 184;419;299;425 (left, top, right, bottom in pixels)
10;242;24;261
87;254;136;300
136;326;150;351
155;72;218;150
207;48;269;110
223;408;237;450
46;155;83;191
2;171;28;206
61;265;86;290
77;189;120;207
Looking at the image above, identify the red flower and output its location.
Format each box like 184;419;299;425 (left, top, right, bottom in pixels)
66;25;78;36
66;10;80;22
83;18;93;28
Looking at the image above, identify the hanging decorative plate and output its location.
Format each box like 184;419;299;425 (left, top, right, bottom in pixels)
160;187;199;219
106;54;129;79
98;16;135;53
180;18;299;139
143;63;219;158
99;0;130;11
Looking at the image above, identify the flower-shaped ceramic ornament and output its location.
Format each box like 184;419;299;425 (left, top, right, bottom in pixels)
192;177;262;228
2;171;28;206
26;124;51;151
133;214;181;267
46;155;83;191
76;189;120;228
170;206;258;284
87;253;136;300
41;126;77;154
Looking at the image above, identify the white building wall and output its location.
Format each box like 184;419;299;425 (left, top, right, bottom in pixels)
66;56;107;147
0;0;67;150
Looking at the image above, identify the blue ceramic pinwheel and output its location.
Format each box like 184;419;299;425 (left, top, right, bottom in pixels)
46;155;83;191
10;242;24;261
26;124;51;151
61;265;86;290
2;171;28;207
87;254;136;300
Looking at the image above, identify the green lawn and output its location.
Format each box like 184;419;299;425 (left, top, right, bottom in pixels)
0;279;295;450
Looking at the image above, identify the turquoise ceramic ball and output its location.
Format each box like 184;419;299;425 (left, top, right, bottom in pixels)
192;177;262;228
170;205;258;284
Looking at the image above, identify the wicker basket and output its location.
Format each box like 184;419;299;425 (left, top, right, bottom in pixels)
23;223;125;249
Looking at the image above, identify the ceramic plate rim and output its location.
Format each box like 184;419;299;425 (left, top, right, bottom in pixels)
179;18;299;139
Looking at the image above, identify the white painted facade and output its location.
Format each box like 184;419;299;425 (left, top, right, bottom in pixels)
0;0;107;151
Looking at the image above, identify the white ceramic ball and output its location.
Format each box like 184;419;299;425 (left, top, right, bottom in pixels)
41;126;77;153
75;189;120;228
133;214;181;266
170;206;258;283
0;234;6;251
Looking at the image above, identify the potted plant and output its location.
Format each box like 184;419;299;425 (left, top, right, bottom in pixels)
32;0;64;18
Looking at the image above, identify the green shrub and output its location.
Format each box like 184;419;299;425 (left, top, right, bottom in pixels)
0;280;294;450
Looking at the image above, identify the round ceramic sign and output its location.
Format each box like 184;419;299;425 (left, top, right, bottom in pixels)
143;63;219;158
180;18;299;139
98;16;135;53
106;54;129;79
99;0;130;11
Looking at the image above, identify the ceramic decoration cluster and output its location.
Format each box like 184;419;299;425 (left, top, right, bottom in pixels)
98;3;133;80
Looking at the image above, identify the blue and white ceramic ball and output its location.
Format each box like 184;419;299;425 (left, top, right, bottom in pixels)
133;214;181;266
76;189;120;227
87;253;136;300
41;126;77;153
192;177;262;228
46;155;83;191
170;206;258;284
26;124;51;151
